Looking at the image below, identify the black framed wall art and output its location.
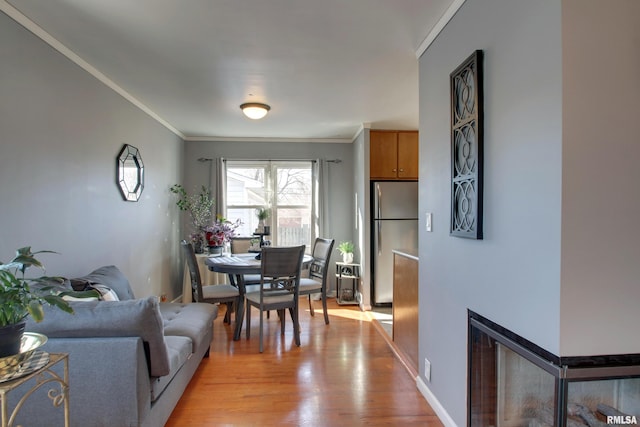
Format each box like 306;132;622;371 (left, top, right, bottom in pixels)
450;50;483;239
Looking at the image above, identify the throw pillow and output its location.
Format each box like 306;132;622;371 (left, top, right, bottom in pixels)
88;284;120;301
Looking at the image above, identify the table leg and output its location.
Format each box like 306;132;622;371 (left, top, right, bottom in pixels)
228;273;245;341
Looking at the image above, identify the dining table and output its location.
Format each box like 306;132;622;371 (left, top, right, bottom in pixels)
205;252;313;341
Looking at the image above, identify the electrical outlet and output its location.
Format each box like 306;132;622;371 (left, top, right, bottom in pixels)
424;358;432;382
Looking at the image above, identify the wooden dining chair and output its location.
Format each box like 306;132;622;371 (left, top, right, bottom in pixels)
181;240;240;324
244;245;305;353
299;238;335;324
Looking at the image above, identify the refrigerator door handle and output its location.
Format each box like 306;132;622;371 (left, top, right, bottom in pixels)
377;221;382;255
376;183;382;220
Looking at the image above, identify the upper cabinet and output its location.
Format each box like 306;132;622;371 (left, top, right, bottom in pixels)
370;130;419;180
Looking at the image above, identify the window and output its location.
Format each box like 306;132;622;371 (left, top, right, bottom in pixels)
226;161;314;248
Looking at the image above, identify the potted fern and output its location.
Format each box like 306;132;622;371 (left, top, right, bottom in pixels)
0;247;96;357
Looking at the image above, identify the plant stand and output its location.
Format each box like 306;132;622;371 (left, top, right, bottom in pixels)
0;352;69;427
335;262;360;305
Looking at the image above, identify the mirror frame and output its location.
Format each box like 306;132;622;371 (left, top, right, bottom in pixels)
117;144;144;202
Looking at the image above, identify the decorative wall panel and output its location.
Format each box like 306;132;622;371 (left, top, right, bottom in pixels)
450;50;483;239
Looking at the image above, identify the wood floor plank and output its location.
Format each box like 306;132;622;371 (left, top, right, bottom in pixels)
166;300;443;426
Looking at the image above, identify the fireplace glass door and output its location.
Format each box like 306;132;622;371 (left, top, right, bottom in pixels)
468;310;640;427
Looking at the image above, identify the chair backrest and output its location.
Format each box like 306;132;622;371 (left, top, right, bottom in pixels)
260;245;306;296
230;237;253;254
181;240;204;302
308;238;335;282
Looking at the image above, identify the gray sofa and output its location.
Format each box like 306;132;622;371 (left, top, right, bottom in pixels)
15;266;217;427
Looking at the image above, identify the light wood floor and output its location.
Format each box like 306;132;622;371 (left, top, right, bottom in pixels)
166;299;443;427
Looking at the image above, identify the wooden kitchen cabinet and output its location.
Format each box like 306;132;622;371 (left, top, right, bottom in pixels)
370;130;418;180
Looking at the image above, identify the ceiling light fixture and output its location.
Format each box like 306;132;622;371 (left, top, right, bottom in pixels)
240;102;270;120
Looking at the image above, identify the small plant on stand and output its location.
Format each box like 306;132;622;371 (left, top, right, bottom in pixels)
255;207;271;234
337;241;355;264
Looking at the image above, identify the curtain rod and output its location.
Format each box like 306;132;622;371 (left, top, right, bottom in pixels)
222;158;342;163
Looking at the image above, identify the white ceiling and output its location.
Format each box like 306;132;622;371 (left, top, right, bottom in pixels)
3;0;456;142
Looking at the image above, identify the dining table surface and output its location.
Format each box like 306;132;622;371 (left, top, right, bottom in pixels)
205;252;313;340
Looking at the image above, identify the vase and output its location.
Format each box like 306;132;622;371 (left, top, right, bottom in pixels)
208;245;223;256
193;240;204;254
342;252;353;264
0;321;26;358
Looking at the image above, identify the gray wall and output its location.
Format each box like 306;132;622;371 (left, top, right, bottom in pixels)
0;12;184;299
418;0;563;423
419;0;640;424
182;139;355;293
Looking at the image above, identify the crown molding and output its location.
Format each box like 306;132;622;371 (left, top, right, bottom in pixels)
1;1;184;139
184;136;353;144
416;0;466;59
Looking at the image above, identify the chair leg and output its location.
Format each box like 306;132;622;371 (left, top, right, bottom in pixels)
224;302;232;324
246;304;251;339
308;295;315;316
259;308;264;353
290;306;301;347
321;291;330;325
279;309;285;335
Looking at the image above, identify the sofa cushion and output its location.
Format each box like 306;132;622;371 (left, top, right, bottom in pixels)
26;297;170;377
160;303;217;354
150;335;192;402
71;265;135;300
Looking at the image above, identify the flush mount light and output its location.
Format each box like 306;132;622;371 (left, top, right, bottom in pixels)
240;102;270;120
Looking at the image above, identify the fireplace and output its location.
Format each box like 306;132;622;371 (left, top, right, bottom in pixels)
468;310;640;427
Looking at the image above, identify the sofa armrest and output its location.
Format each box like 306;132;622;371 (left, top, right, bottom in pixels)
26;297;170;376
12;337;151;427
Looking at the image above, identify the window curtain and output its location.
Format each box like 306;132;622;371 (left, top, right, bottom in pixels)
214;158;226;218
312;159;329;240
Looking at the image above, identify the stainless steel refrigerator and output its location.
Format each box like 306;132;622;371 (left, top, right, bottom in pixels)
372;181;418;305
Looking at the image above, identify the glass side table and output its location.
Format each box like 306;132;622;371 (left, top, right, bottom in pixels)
0;352;69;427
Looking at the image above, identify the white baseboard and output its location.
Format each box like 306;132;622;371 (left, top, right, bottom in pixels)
416;376;458;427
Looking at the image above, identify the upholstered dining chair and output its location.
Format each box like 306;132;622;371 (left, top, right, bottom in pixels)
181;240;240;324
230;237;253;254
244;245;306;353
230;237;261;287
298;238;335;324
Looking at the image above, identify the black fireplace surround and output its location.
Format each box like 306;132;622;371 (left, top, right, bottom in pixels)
468;310;640;427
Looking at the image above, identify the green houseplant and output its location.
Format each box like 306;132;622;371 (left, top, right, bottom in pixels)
170;184;215;253
337;241;355;264
0;247;96;357
255;207;271;233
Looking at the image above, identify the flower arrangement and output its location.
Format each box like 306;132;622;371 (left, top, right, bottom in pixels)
204;216;243;247
170;184;214;232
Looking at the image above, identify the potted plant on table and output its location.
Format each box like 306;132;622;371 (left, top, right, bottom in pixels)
0;247;98;357
170;184;215;253
337;241;355;264
204;216;243;255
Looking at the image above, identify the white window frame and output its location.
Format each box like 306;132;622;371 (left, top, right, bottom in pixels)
225;160;315;249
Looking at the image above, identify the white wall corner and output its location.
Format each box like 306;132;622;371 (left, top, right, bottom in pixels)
416;376;458;427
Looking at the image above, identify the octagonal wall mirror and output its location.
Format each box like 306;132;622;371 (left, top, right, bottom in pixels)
117;144;144;202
